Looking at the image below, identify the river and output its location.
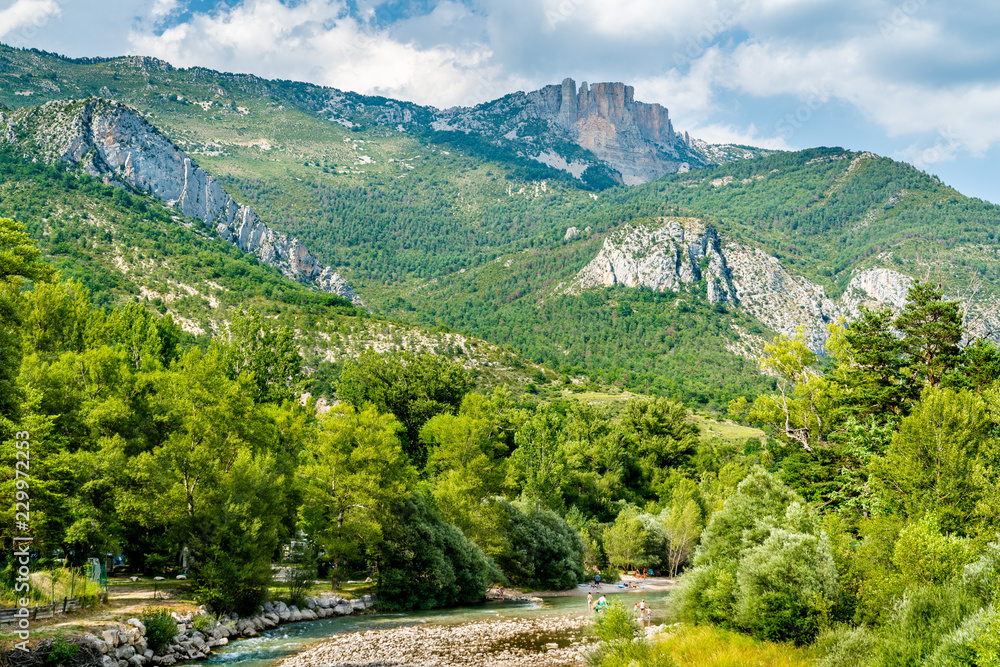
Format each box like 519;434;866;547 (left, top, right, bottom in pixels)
195;587;675;667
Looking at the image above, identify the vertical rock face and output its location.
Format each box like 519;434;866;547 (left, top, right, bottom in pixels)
433;78;758;186
574;218;737;304
0;98;360;304
572;221;989;352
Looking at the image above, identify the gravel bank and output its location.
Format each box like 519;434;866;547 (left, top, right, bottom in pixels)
276;615;593;667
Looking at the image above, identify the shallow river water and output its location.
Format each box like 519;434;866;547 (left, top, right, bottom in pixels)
195;588;675;667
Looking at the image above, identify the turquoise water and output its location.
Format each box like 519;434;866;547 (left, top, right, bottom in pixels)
197;587;674;667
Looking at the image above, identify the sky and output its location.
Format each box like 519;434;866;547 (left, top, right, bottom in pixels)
1;0;998;202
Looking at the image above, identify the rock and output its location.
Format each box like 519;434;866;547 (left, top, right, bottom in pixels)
102;629;117;647
262;602;274;613
274;601;289;613
118;660;128;667
102;655;117;667
289;609;303;622
0;99;361;305
128;655;145;667
175;574;186;580
143;649;153;659
127;619;146;635
215;637;228;647
317;597;332;609
252;616;265;631
300;608;317;620
564;226;580;240
153;576;165;581
129;576;140;582
116;645;135;660
350;599;366;611
261;615;277;628
189;636;206;652
333;602;353;615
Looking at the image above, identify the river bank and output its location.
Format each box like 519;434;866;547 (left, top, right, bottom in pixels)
275;615;594;667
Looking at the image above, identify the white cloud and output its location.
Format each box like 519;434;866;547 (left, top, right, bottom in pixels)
0;0;61;40
127;0;534;107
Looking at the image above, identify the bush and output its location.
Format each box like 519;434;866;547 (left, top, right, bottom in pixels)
815;624;878;667
191;613;216;634
874;585;979;667
734;528;840;644
674;470;840;644
485;498;585;590
44;634;80;665
378;494;499;610
140;608;179;652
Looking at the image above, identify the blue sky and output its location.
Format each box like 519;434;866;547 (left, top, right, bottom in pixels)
1;0;998;202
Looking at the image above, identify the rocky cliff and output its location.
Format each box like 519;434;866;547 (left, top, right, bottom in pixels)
434;78;774;185
0;98;360;303
572;219;993;351
574;218;736;304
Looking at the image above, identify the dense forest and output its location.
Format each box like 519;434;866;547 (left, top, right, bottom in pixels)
6;205;1000;662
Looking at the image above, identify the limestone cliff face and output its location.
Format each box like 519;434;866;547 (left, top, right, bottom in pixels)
574;218;736;304
0;98;359;304
434;78;771;185
571;221;977;352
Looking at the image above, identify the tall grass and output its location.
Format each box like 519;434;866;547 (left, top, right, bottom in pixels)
592;623;814;667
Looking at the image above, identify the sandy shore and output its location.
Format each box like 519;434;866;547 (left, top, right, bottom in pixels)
275;615;594;667
526;575;679;598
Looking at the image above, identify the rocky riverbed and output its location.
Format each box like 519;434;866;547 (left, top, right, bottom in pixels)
276;615;594;667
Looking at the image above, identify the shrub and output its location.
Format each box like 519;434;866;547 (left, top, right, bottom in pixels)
191;613;216;634
44;633;80;665
815;624;878;667
378;494;499;610
874;585;979;667
593;599;638;643
734;528;840;644
140;608;179;652
675;469;837;643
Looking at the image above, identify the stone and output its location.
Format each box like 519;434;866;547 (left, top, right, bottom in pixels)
215;637;228;647
300;608;317;620
262;602;274;613
0;99;361;306
129;576;140;582
350;599;365;611
116;645;135;660
153;577;164;581
127;619;145;634
175;574;186;580
128;655;145;667
304;597;317;610
143;649;153;659
333;602;353;615
102;629;117;647
102;655;117;667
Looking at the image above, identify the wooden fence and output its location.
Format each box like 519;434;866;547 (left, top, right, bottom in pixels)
0;597;87;624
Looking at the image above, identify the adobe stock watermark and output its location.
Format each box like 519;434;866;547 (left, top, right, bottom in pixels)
672;0;750;69
909;127;961;169
545;0;588;29
775;85;831;140
12;430;32;652
3;0;63;47
878;0;929;38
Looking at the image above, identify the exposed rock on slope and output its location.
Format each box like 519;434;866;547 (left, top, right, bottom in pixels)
574;218;736;304
0;98;360;303
434;78;775;185
572;220;982;351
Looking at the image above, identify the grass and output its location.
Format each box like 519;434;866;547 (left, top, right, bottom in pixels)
688;414;764;445
637;624;815;667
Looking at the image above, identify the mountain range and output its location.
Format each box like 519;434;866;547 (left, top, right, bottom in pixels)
1;43;998;407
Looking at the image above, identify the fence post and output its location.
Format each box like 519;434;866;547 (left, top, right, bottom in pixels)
63;597;67;613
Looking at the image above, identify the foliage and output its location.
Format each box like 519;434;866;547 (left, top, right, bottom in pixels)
191;613;216;633
473;497;584;590
337;351;472;465
377;494;498;610
676;469;838;644
43;634;80;665
140;608;180;652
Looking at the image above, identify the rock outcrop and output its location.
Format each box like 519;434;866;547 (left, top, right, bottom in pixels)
0;98;360;304
434;78;774;185
574;218;736;304
571;220;984;352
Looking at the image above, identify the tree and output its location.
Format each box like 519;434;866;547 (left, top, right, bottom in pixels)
895;282;963;387
662;478;705;577
870;386;989;533
0;218;55;427
753;332;830;451
223;307;302;404
299;404;415;583
337;350;471;465
604;507;647;572
377;494;496;610
421;390;524;533
506;404;567;512
618;397;700;498
827;308;909;419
